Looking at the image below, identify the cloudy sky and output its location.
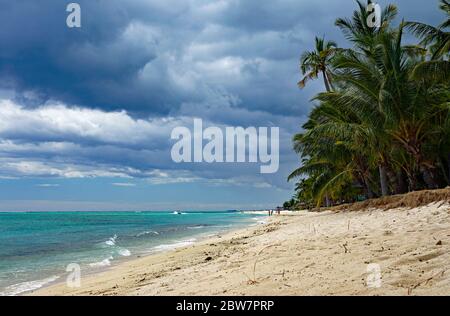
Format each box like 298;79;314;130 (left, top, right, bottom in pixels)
0;0;442;211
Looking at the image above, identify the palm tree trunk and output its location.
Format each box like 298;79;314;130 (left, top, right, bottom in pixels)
396;170;408;194
420;166;438;189
386;167;398;193
326;70;335;91
322;71;331;92
378;164;389;196
325;194;331;207
363;177;374;199
408;170;420;192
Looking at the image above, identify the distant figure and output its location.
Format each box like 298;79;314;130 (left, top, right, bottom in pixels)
276;206;282;215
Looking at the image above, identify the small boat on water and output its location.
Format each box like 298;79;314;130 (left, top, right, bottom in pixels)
173;210;182;215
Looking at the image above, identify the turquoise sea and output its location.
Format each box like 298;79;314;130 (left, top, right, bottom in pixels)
0;211;264;296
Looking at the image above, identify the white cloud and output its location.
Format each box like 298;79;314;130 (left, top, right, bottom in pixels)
36;184;60;187
0;98;298;190
112;182;136;187
0;159;135;179
0;99;181;146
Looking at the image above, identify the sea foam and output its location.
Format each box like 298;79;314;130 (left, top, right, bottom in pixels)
136;231;159;237
151;238;196;252
105;235;117;246
118;248;131;257
0;275;60;296
89;256;113;268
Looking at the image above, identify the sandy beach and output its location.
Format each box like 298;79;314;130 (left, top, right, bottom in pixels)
30;199;450;296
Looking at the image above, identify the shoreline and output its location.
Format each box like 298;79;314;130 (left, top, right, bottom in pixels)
11;214;268;296
29;215;278;296
31;202;450;296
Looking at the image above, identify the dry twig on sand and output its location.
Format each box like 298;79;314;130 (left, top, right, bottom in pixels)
244;244;282;284
407;270;446;295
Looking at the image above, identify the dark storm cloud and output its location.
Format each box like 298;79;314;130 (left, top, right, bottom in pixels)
0;0;443;189
0;0;442;117
0;0;332;117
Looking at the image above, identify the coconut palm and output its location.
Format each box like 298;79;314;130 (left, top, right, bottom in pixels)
405;0;449;59
287;0;450;207
335;0;398;55
298;36;338;92
289;97;379;205
406;0;450;83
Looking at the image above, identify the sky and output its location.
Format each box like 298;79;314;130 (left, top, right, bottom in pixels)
0;0;443;211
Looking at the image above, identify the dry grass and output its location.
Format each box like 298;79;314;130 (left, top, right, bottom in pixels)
330;187;450;213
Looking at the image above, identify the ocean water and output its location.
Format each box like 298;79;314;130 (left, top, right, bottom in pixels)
0;211;264;296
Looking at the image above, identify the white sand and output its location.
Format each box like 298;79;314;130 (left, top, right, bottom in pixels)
32;202;450;296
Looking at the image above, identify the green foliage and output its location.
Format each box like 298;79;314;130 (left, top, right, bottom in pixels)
289;0;450;207
298;36;338;91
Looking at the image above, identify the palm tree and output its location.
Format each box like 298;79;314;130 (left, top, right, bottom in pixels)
289;98;377;205
405;0;449;59
335;26;445;191
289;1;450;206
335;0;398;55
406;1;450;185
326;1;399;196
406;0;450;84
298;36;338;92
